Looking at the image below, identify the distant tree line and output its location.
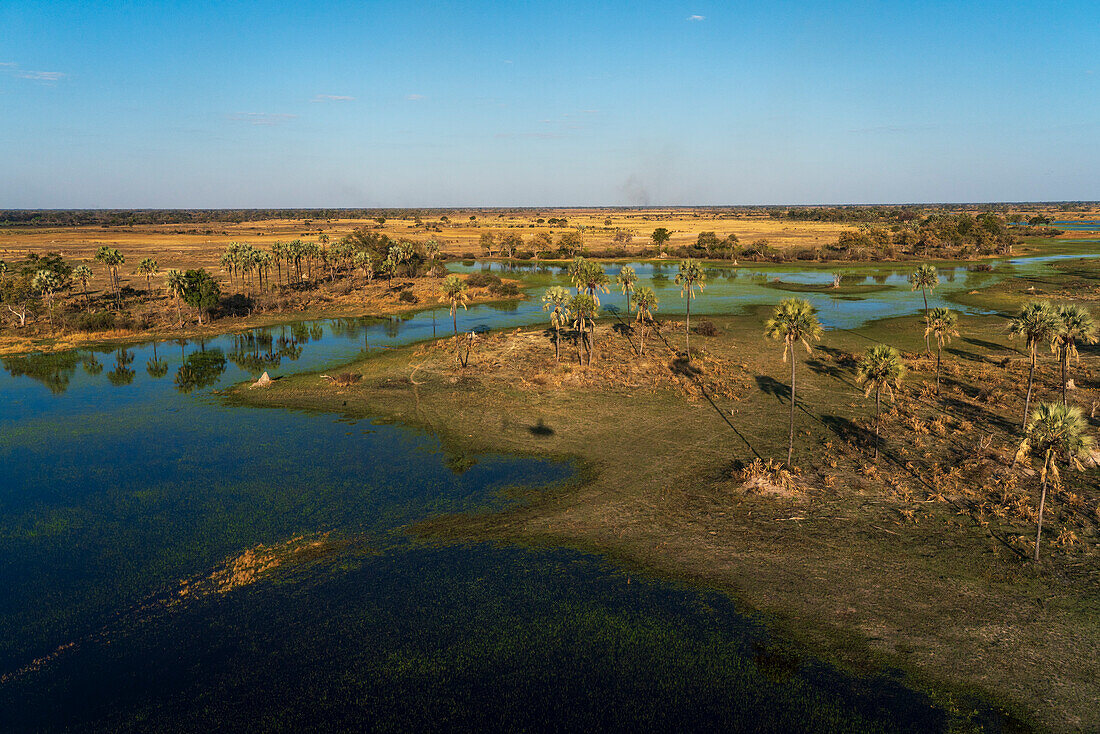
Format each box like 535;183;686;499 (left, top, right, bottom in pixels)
0;209;446;228
0;226;452;336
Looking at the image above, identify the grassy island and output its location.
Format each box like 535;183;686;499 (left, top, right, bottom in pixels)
236;291;1100;731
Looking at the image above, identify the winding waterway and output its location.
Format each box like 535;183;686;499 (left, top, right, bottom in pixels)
1;253;1084;731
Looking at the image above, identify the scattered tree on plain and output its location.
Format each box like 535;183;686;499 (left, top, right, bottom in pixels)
764;298;824;467
1014;402;1094;561
856;345;907;463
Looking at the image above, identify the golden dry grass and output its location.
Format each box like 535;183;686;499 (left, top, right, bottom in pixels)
0;210;856;278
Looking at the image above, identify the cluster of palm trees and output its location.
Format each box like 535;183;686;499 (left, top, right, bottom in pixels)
531;258;671;365
1005;300;1098;560
94;246;125;307
1009;301;1097;421
437;256;1097;563
766;279;1096;562
220;243;272;291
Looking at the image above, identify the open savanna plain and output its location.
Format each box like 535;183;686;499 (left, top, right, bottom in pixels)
11;203;1096;273
237;267;1100;731
0;210;854;269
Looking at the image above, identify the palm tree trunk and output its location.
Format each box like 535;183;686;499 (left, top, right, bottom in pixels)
554;326;560;362
874;386;881;463
936;344;942;394
452;309;457;336
1061;347;1068;405
788;348;796;467
589;322;596;364
1023;349;1036;428
922;288;930;354
1035;451;1051;562
685;297;691;357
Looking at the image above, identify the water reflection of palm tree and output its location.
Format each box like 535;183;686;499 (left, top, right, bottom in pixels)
107;349;136;386
2;352;83;394
146;341;169;379
82;355;103;376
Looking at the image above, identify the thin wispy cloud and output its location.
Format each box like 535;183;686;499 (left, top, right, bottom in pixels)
686;14;705;21
405;93;426;101
229;112;298;126
312;94;354;102
17;70;67;81
2;63;67;83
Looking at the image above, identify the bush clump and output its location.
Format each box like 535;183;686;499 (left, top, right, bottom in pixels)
66;310;119;332
398;290;418;303
466;272;502;288
693;320;720;337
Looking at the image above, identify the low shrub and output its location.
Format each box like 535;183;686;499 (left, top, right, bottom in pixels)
66;310;119;332
398;290;418;303
466;272;502;288
693;319;720;337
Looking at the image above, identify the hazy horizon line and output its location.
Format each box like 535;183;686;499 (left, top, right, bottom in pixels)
3;201;1099;212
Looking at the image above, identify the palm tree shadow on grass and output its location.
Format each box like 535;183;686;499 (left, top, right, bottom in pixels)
805;357;848;382
944;346;988;364
938;393;1017;433
755;375;791;403
963;336;1020;356
819;414;879;458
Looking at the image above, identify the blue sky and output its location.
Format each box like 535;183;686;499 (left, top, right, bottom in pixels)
1;0;1098;207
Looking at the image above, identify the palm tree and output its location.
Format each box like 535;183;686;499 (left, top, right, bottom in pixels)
908;264;939;353
616;265;637;314
354;251;375;280
166;269;186;327
440;274;468;336
1009;301;1059;428
569;293;598;365
924;307;959;394
856;345;907;463
270;241;285;284
137;257;159;292
764;298;824;466
542;285;572;362
569;257;610;305
1051;304;1097;405
1014;403;1094;561
31;270;61;327
675;259;706;356
95;246;125;308
73;263;93;305
631;286;659;355
425;239;441;264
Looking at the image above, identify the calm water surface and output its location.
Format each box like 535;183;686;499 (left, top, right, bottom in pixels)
1;256;1062;730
